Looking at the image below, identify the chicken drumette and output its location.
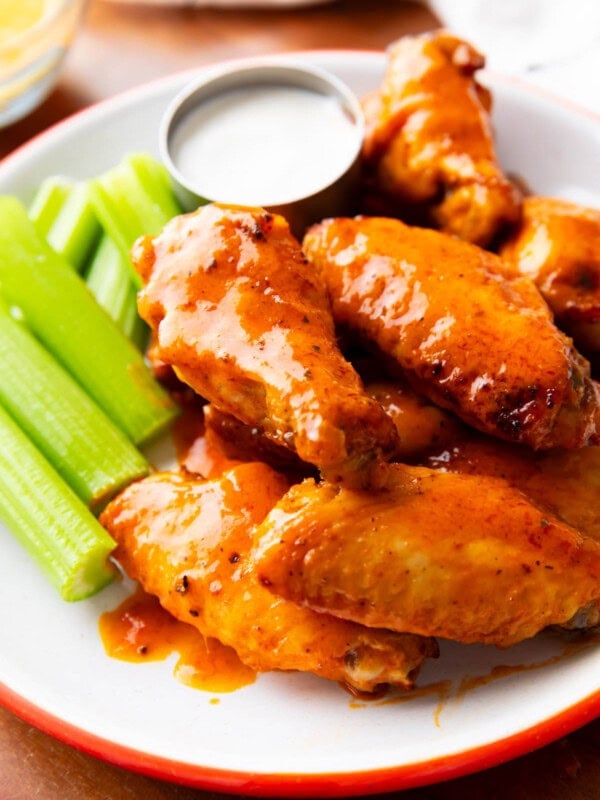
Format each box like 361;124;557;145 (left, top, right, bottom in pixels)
361;31;521;247
133;204;398;484
500;196;600;357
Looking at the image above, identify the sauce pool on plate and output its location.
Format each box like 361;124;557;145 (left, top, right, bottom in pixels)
99;584;256;693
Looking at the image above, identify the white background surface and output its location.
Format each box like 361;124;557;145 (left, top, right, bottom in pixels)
430;0;600;115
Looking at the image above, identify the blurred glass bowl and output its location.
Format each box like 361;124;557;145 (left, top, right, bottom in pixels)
0;0;88;128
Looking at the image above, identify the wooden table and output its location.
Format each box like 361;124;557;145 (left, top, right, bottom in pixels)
1;1;599;797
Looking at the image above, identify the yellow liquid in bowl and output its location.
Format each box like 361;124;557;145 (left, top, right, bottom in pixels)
0;0;49;46
0;0;80;124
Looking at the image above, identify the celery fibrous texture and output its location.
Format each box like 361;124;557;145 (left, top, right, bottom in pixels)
29;176;74;239
45;182;102;272
0;300;150;511
85;234;149;349
0;196;178;445
0;405;117;601
89;153;182;289
30;178;101;271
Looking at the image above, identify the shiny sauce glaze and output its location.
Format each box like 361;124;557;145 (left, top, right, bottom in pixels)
134;204;399;477
99;584;256;693
100;399;600;703
170;398;243;478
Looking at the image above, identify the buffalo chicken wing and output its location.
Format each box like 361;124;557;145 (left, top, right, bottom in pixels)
361;31;521;246
370;374;600;546
424;434;600;548
254;463;600;647
500;196;600;356
133;204;398;483
100;462;436;692
303;215;599;450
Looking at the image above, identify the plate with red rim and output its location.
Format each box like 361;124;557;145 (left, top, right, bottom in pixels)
0;50;599;797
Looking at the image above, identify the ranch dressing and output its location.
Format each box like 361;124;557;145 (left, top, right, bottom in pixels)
169;83;362;206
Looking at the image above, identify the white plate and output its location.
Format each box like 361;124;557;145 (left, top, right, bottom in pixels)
0;51;599;797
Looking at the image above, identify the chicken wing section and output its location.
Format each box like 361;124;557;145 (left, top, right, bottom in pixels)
254;463;600;647
303;215;599;450
361;31;521;246
423;433;600;547
100;463;436;692
133;204;398;482
500;196;600;356
368;373;600;547
364;376;463;461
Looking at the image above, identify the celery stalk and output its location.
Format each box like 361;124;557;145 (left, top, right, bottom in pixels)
0;300;149;511
0;196;178;445
85;234;148;348
89;153;182;288
85;235;131;319
0;405;116;601
122;282;150;351
30;178;102;272
127;152;182;214
45;182;102;272
29;176;74;239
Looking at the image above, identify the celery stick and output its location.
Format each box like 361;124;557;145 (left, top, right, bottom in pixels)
0;405;116;601
85;234;148;349
89;153;182;288
46;181;102;272
0;196;178;445
29;176;74;239
0;300;149;511
30;179;101;272
127;152;182;214
122;282;150;351
85;234;134;327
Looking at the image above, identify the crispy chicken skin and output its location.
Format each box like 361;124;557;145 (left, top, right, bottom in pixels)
424;434;600;547
499;196;600;355
133;204;398;482
303;216;599;450
369;373;600;545
361;31;521;247
364;372;600;554
202;403;312;479
100;463;436;692
366;378;600;631
365;378;463;461
254;463;600;647
422;430;600;631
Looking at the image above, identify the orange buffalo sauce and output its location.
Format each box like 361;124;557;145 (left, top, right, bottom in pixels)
348;631;600;726
170;397;244;479
349;678;454;728
456;630;600;700
99;584;256;694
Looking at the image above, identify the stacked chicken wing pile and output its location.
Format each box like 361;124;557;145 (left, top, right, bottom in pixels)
100;31;600;694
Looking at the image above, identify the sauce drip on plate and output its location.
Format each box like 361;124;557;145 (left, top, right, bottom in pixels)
99;584;256;693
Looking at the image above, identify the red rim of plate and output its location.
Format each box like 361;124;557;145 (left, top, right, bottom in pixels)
1;679;599;796
1;50;599;796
